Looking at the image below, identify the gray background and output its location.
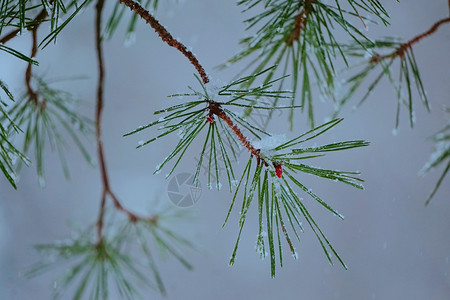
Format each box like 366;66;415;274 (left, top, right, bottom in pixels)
1;0;450;299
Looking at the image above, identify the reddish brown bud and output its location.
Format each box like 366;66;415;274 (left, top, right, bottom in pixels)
274;164;282;178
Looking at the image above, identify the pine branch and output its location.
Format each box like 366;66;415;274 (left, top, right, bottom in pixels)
338;17;450;127
225;118;368;276
220;0;389;128
1;76;94;186
40;0;91;48
0;0;90;49
126;68;369;275
401;17;450;52
94;0;157;243
0;5;47;44
0;3;46;64
0;82;29;189
26;206;194;299
421;108;450;205
3;0;446;291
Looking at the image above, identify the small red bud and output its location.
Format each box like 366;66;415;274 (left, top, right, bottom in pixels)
275;164;282;178
206;116;214;123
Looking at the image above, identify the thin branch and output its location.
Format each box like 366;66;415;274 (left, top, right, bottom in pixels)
95;0;108;243
208;101;259;158
94;0;157;243
286;10;306;46
0;29;21;44
1;8;51;105
371;17;450;63
0;8;48;44
96;191;107;243
95;0;107;190
425;160;450;206
207;101;274;169
25;22;41;104
118;0;209;84
396;17;450;57
286;0;313;46
115;0;282;169
117;0;276;171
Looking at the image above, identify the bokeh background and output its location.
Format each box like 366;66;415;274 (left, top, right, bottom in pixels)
1;0;450;299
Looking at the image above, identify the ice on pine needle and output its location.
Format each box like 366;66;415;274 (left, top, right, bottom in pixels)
124;32;136;48
253;134;287;159
421;140;450;174
253;134;287;151
204;77;226;101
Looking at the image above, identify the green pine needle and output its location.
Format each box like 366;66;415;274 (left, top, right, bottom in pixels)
223;118;369;275
125;69;294;191
337;38;430;128
421;109;450;205
125;68;368;276
1;76;94;187
0;79;29;188
221;0;389;127
104;0;161;41
25;205;194;298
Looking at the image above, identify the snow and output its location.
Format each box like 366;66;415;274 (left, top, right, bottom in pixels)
272;177;283;199
154;163;162;174
420;140;450;173
72;119;81;130
124;32;136;48
38;176;46;187
364;49;373;60
255;235;267;260
8;153;17;166
204;77;226;101
177;129;185;139
252;134;287;151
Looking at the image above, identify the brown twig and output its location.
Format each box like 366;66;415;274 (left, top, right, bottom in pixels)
371;17;450;63
94;0;277;240
25;26;39;104
286;10;306;46
396;17;450;57
118;0;209;84
0;29;21;45
6;8;50;105
0;8;48;44
208;102;259;157
285;0;313;46
116;0;274;167
0;6;52;105
94;0;108;244
94;0;148;244
208;101;269;167
117;0;273;166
